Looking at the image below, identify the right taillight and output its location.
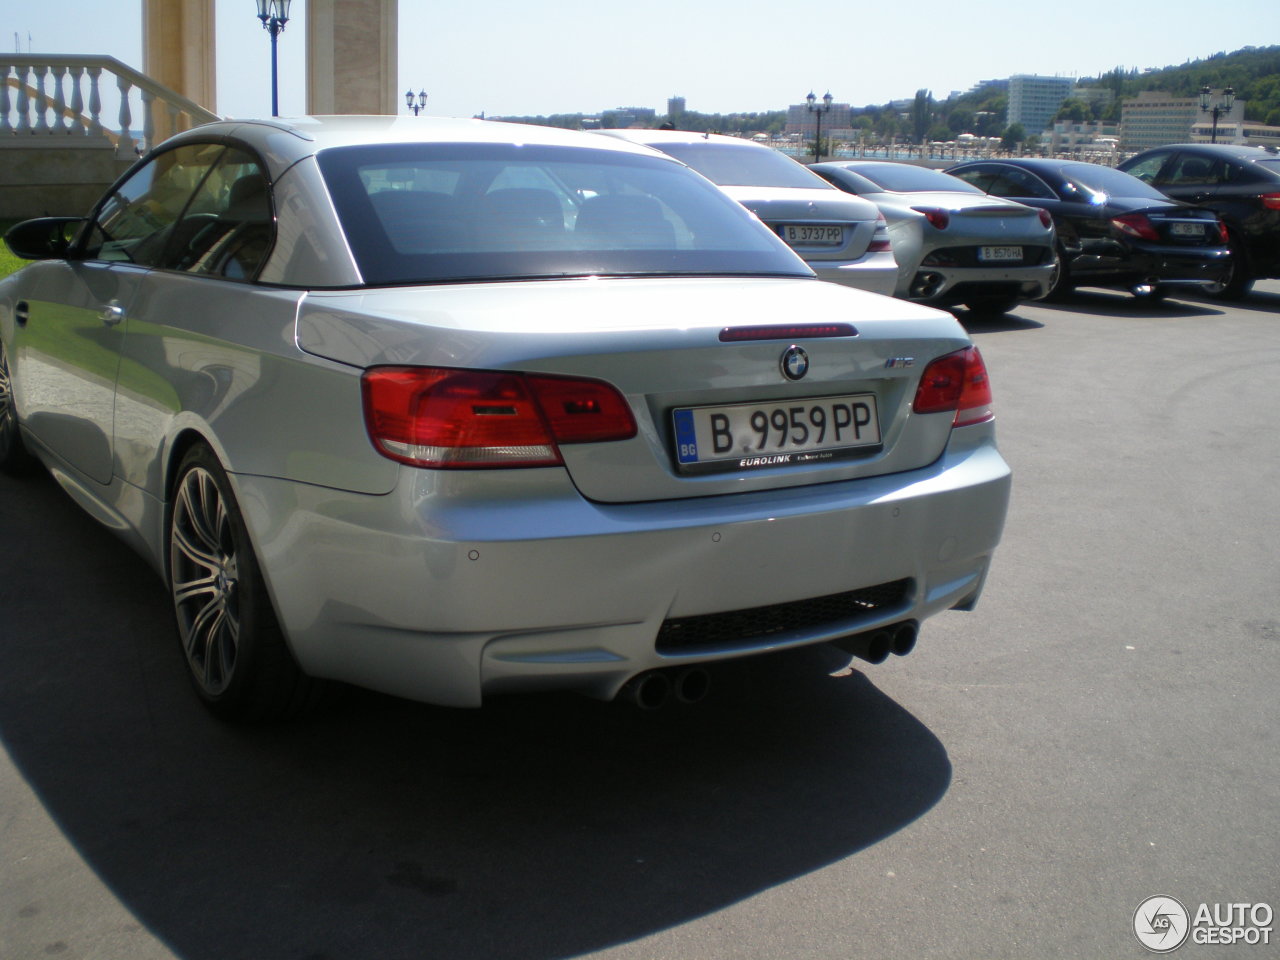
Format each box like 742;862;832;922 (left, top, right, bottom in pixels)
361;366;636;469
1260;192;1280;211
913;346;994;427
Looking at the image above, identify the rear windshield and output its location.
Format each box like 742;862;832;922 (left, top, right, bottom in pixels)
850;163;983;194
316;143;809;285
649;141;826;189
1057;163;1168;201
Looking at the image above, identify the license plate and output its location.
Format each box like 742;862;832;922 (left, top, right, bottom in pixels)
979;245;1023;261
1170;222;1205;237
673;393;881;473
782;224;844;246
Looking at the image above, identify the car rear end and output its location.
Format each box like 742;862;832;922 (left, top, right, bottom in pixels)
1108;204;1232;291
721;185;897;296
261;278;1010;707
902;193;1056;306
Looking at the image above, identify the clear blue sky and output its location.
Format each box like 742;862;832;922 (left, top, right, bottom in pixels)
6;0;1278;119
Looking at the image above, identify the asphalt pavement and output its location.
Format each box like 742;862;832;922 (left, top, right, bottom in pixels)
2;282;1277;960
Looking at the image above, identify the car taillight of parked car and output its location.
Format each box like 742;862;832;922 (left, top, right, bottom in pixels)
1037;208;1053;230
869;212;893;252
913;207;950;230
1261;193;1280;211
913;347;994;428
362;367;637;469
1111;213;1160;242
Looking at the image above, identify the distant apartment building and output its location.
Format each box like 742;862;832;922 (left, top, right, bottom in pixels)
667;96;686;120
783;100;856;143
1189;118;1280;148
1120;89;1245;152
1047;120;1120;158
1007;75;1075;134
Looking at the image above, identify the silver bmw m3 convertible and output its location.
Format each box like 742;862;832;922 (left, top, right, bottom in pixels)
0;116;1011;720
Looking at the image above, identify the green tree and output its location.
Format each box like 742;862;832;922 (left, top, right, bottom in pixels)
911;89;933;143
1001;123;1026;152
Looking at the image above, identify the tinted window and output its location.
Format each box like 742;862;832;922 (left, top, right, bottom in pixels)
650;142;825;189
1122;152;1170;184
1165;153;1224;187
318;143;808;285
847;163;983;194
86;142;225;265
84;143;274;279
951;165;1055;200
1057;163;1167;201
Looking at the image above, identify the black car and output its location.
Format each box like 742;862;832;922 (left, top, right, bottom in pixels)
946;158;1231;302
1118;144;1280;300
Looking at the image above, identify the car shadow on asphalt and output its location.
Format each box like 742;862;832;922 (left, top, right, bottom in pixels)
0;468;951;960
1025;289;1228;319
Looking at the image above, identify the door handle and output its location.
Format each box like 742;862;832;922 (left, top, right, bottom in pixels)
100;300;126;327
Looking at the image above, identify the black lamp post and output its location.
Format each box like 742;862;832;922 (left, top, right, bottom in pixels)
807;91;834;162
256;0;291;118
405;90;428;116
1199;85;1236;144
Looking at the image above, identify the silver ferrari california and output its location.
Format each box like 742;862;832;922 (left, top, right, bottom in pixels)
0;117;1011;720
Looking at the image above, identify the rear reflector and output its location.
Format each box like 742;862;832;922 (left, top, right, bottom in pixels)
913;347;994;427
362;366;636;469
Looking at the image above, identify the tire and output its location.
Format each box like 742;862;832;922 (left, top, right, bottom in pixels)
0;341;36;475
168;444;325;721
1043;246;1072;302
1204;239;1254;301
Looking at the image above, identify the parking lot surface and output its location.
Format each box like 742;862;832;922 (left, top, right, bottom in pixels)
2;282;1277;960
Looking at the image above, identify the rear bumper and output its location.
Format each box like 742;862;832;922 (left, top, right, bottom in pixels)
808;250;899;296
1073;245;1232;288
908;262;1057;305
236;426;1011;707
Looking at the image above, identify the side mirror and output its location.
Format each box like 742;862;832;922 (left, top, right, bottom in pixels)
4;217;85;261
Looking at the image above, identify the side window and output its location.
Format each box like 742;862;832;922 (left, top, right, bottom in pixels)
983;167;1054;200
84;143;225;265
1166;153;1223;187
163;148;274;279
1124;152;1170;184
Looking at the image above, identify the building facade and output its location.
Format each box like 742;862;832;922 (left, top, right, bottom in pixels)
1007;75;1075;134
783;101;856;143
1120;90;1245;153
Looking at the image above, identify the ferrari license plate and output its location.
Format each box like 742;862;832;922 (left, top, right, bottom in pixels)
673;393;881;473
979;245;1023;262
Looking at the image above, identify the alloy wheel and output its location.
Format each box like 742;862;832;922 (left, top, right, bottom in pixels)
170;464;242;696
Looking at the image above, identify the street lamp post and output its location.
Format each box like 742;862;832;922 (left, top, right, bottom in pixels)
1199;85;1236;144
806;91;834;163
405;90;428;115
256;0;291;118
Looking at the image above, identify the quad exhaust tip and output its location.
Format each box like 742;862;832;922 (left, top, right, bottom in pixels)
834;620;919;664
621;667;711;710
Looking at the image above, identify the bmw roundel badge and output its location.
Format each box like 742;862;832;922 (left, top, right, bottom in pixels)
780;345;809;381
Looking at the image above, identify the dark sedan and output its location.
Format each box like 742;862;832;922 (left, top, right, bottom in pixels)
946;158;1231;302
1118;143;1280;300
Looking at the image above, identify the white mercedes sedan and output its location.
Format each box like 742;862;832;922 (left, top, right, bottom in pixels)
0;116;1010;720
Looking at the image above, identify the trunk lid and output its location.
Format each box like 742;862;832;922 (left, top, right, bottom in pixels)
297;276;971;504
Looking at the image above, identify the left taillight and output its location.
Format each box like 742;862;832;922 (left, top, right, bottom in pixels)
361;366;636;469
868;212;892;252
913;347;994;428
1112;213;1160;242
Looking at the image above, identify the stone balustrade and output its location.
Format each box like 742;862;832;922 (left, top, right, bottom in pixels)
0;55;219;220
